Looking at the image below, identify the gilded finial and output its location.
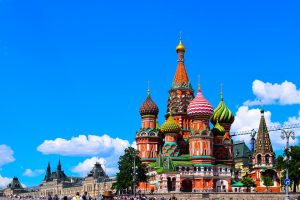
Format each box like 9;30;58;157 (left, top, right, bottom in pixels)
197;75;201;92
176;32;186;52
147;80;150;96
220;82;223;100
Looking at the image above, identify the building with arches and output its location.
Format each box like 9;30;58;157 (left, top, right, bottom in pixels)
136;38;236;193
247;109;280;192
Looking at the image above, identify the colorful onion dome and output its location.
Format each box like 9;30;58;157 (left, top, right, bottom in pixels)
212;121;225;136
187;85;214;117
176;38;186;52
210;87;234;125
161;115;181;133
139;90;159;116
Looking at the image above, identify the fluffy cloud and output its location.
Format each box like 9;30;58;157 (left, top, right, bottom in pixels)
37;134;130;156
231;106;299;151
244;80;300;106
0;145;15;167
23;169;44;177
38;134;134;177
0;175;11;188
72;157;118;177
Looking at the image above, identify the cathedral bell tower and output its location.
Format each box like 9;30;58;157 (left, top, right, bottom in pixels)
166;37;194;154
252;109;275;168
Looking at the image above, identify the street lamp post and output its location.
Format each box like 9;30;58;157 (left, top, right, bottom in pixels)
133;153;136;197
281;129;295;200
130;149;138;197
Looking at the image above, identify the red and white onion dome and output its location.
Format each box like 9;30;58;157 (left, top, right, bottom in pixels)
187;86;214;117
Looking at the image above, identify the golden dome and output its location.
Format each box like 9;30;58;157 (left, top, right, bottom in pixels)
176;38;186;52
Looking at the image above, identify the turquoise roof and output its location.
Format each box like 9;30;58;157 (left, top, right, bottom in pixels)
193;164;214;167
190;155;215;159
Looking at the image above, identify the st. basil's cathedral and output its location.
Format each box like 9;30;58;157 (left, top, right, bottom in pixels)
135;38;280;193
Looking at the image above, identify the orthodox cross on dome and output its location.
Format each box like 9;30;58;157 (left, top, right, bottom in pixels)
147;80;150;96
220;82;223;100
197;74;201;92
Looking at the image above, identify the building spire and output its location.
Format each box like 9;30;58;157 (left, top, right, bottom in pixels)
57;159;62;171
197;75;201;92
220;82;223;101
147;80;150;96
255;108;273;154
173;35;190;88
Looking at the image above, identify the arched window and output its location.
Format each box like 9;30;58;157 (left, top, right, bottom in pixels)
265;154;270;164
257;154;262;165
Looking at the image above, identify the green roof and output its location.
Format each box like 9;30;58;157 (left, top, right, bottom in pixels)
173;161;193;166
7;177;23;189
233;141;251;159
231;181;243;187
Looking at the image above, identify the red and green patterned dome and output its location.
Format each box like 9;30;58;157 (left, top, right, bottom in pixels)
210;98;234;125
139;94;159;116
187;86;214;117
161;115;181;133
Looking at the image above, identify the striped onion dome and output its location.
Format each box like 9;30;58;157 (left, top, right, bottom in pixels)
187;87;214;117
210;98;234;125
161;115;181;133
139;94;159;116
212;121;225;136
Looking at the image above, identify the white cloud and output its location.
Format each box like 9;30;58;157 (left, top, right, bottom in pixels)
131;141;137;149
0;175;11;188
37;134;130;156
244;80;300;106
38;134;137;177
23;169;44;177
0;145;15;167
72;157;118;177
231;106;299;151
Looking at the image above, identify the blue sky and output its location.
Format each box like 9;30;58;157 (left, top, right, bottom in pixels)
0;0;300;187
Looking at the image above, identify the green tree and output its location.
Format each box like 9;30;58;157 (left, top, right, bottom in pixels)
241;177;256;192
262;176;274;192
275;145;300;192
112;147;147;194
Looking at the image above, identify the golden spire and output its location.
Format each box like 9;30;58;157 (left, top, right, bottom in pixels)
176;32;186;52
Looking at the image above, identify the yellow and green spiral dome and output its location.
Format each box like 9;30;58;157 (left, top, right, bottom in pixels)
212;121;225;136
161;115;181;133
210;99;234;125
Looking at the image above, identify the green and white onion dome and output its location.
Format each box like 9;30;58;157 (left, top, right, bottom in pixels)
210;99;234;125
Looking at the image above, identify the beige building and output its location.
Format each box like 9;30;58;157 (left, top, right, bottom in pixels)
4;161;115;198
3;177;27;197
